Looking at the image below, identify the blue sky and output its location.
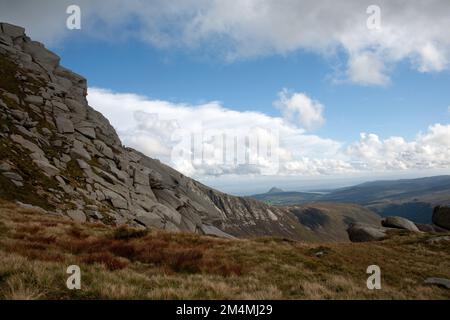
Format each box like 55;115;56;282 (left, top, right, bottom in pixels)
55;36;450;143
3;0;450;194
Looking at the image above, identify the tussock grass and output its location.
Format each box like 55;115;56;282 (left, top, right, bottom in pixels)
0;199;449;300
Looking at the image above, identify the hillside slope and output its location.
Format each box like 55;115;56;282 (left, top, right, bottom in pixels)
249;176;450;223
0;200;449;299
321;176;450;223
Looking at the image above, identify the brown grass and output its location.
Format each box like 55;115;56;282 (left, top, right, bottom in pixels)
0;199;449;300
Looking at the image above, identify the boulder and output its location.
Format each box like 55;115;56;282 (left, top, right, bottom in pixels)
432;206;450;230
22;40;60;69
10;134;44;155
133;169;149;186
201;225;235;239
424;277;450;289
416;223;448;233
347;223;388;242
52;101;70;112
2;171;23;182
151;203;182;225
94;140;114;159
67;210;87;223
65;98;86;115
71;140;91;161
24;95;44;106
0;23;25;38
76;159;90;170
382;216;420;232
135;210;164;228
33;160;59;177
0;161;12;171
55;116;74;134
76;126;96;139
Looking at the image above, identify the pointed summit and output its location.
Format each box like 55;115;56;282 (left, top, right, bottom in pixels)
268;187;284;194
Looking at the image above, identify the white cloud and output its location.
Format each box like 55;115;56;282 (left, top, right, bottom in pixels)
3;0;450;85
88;88;450;179
347;52;390;86
275;90;325;130
347;125;450;171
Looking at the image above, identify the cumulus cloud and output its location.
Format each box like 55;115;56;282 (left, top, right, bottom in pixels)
347;125;450;171
275;90;325;130
347;52;390;86
2;0;450;85
88;88;450;179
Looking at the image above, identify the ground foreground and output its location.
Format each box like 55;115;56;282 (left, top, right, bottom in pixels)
0;200;449;300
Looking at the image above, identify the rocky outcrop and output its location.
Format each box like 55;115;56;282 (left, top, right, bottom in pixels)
432;206;450;230
0;22;387;242
381;216;420;232
347;223;388;242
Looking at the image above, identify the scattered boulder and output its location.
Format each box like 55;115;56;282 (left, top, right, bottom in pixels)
432;206;450;230
382;216;420;232
424;277;450;289
347;223;388;242
201;224;235;239
416;223;448;233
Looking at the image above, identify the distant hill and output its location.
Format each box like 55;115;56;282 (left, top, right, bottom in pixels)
250;189;322;205
267;187;284;194
320;175;450;223
249;176;450;223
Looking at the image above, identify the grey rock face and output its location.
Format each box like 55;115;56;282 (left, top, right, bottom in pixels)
23;40;60;70
55;116;74;134
67;210;87;223
71;140;91;161
382;216;420;232
1;23;25;38
432;206;450;230
347;223;388;242
33;160;59;177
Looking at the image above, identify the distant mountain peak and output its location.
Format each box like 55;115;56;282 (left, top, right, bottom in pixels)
268;187;284;194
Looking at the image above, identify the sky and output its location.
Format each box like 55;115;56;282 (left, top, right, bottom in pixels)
2;0;450;194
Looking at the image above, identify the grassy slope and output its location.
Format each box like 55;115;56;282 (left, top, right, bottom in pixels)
0;200;449;300
287;203;381;242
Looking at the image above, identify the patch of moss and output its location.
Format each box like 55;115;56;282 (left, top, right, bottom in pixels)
63;159;85;187
0;138;58;210
0;56;23;98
